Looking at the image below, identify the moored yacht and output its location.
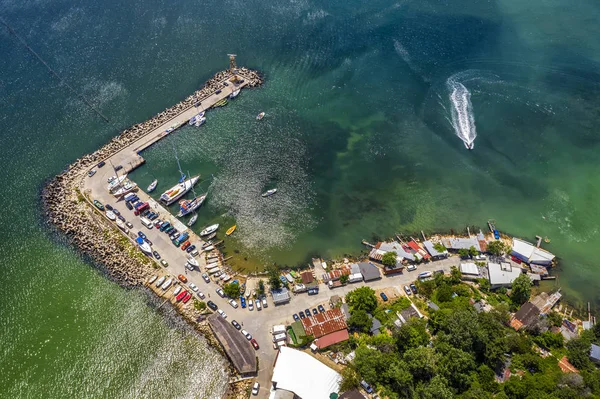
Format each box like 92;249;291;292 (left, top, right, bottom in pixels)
188;112;205;126
107;175;127;192
177;193;207;217
200;224;219;236
147;179;158;192
159;175;200;206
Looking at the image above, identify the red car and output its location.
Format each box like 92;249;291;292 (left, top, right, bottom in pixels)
250;338;259;350
176;291;187;302
181;241;191;251
178;274;188;283
182;292;192;303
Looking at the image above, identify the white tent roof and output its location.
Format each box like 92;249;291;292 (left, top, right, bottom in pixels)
271;346;340;399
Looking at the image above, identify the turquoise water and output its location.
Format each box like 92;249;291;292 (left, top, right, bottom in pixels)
3;0;600;395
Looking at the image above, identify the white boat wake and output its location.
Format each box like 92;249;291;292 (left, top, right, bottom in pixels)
447;76;477;149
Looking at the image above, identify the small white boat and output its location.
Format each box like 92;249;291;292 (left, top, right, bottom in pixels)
148;275;158;284
113;181;137;197
155;276;166;287
256;112;265;120
200;224;219;236
188;214;198;227
160;175;200;206
188;112;205;126
105;210;116;221
161;278;173;290
193;117;206;127
261;188;277;197
203;245;215;252
187;256;199;268
229;89;240;99
147;179;158;192
116;219;125;230
173;286;182;296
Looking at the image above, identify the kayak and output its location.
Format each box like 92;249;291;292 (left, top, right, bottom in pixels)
226;225;236;236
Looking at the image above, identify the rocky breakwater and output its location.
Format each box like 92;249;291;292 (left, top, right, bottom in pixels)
42;68;263;286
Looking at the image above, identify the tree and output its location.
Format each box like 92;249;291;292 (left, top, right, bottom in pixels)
404;347;440;381
348;309;373;333
511;273;532;305
487;240;509;256
415;375;453;399
339;366;360;392
385;360;414;397
223;282;240;298
449;266;462;284
434;243;447;253
194;300;206;311
382;251;398;266
469;245;479;257
257;279;265;296
567;335;593;371
458;248;470;258
478;278;491;292
340;274;349;285
346;287;378;313
266;264;282;290
394;318;430;353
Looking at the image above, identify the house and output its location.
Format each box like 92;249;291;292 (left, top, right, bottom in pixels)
460;262;482;280
272;288;291;305
423;240;449;259
314;330;350;350
301;271;314;285
322;268;350;282
367;314;382;336
591;344;600;365
510;302;541;331
511;238;555;265
301;308;347;338
408;240;430;260
370;241;415;263
395;303;424;326
358;262;381;281
441;237;481;252
488;262;523;288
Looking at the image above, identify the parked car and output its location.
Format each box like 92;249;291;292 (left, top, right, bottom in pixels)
186;245;196;253
380;292;389;301
223;82;229;86
217;309;227;318
312;308;318;315
189;283;198;292
304;308;310;317
93;200;104;211
207;301;218;311
149;213;158;221
112;209;120;216
202;273;210;283
229;299;239;309
403;286;412;296
251;382;259;395
361;380;374;394
117;215;125;222
256;300;262;311
261;297;268;308
248;301;254;311
88;169;96;177
105;204;113;211
126;202;133;210
318;305;325;313
154;220;163;228
308;288;319;295
97;161;106;168
181;241;191;250
407;264;417;272
231;320;241;330
196;291;205;299
299;311;305;319
241;330;252;340
125;222;133;229
160;260;168;267
137;231;146;239
178;274;188;283
153;251;160;259
144;238;152;246
216;288;225;298
250;339;259;350
114;165;123;171
293;313;300;321
410;283;418;294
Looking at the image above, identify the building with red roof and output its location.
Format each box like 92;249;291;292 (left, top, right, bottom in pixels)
301;308;347;338
314;329;349;349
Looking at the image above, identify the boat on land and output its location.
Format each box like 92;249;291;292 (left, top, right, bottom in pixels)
147;179;158;192
155;276;166;287
187;256;199;268
160;176;200;205
188;112;205;126
176;290;187;302
261;188;277;197
148;275;158;284
173;286;182;296
136;237;152;255
113;181;137;197
226;225;236;236
201;241;213;250
200;224;219;236
107;175;127;192
203;245;215;252
161;278;173;290
229;89;240;99
256;112;265;120
182;292;192;303
177;193;207;217
105;211;116;221
188;214;198;227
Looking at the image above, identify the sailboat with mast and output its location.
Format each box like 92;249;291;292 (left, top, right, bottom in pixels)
159;147;200;206
177;170;207;218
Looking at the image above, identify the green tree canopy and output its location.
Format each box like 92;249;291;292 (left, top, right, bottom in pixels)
382;251;398;266
266;264;282;290
394;318;430;353
434;243;447;253
257;279;265;295
511;273;532;305
487;240;510;256
340;274;349;284
458;248;470;258
223;282;240;298
346;286;378;313
348;309;373;333
469;245;479;257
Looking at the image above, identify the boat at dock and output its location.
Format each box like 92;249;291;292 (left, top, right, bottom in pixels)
200;224;219;236
192;117;206;127
261;188;277;197
203;245;215;252
107;175;127;192
226;225;236;236
229;89;240;99
205;232;216;241
112;181;137;197
188;112;205;126
147;179;158;192
148;275;158;284
173;286;182;296
256;112;265;120
161;278;173;290
187;214;198;227
213;99;228;108
155;276;166;288
177;193;207;217
201;241;213;250
105;210;116;221
160;175;200;205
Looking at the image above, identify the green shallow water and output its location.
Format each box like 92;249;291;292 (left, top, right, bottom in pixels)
3;0;600;396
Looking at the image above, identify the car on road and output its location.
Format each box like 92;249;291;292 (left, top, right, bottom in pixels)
304;308;310;317
189;283;198;292
318;305;325;313
223;82;229;86
380;292;389;301
240;297;246;308
410;283;418;294
407;264;417;272
217;309;227;318
312;308;318;316
299;311;305;319
231;320;241;330
88;169;96;177
153;251;160;259
137;231;146;239
241;330;252;340
403;286;412;296
126;202;133;210
256;300;262;311
105;204;113;211
202;273;210;283
114;165;123;171
216;288;225;298
251;382;259;395
97;161;105;168
207;301;218;311
293;313;300;321
178;274;188;283
229;299;239;309
154;220;163;228
117;215;125;222
186;245;196;253
160;260;168;267
248;301;254;311
250;338;259;350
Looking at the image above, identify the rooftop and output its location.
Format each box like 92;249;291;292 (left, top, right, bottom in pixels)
441;237;481;251
591;344;600;363
314;329;350;349
512;238;555;265
511;302;541;331
373;241;414;261
358;262;381;281
460;262;480;276
207;313;257;374
272;288;291;304
488;262;523;286
339;389;368;399
423;240;448;257
301;271;314;284
301;308;347;338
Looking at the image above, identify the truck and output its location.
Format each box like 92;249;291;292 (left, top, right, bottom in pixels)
133;202;149;215
272;333;287;343
272;325;286;335
328;280;342;289
348;273;363;283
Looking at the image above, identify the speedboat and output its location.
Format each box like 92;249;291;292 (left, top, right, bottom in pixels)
261;188;277;197
182;292;192;304
155;276;166;287
229;89;240;99
226;225;236;236
105;211;116;221
160;175;200;206
147;179;158;192
173;286;182;296
136;237;152;255
187;256;199;268
193;117;206;127
188;112;205;126
465;141;474;150
148;275;158;284
201;241;213;250
177;193;207;217
187;214;198;227
200;224;219;236
161;278;173;290
256;112;265;120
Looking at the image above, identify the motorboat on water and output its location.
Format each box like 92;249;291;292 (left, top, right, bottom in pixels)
200;224;219;236
226;225;236;236
256;112;265;120
173;286;182;296
112;181;137;197
148;275;158;284
161;278;173;290
229;89;240;99
261;188;277;197
187;256;199;268
136;237;152;255
192;117;206;127
107;175;127;192
147;179;158;192
105;210;116;221
464;141;474;150
160;175;200;206
155;276;166;287
188;112;206;126
187;214;198;227
177;193;207;217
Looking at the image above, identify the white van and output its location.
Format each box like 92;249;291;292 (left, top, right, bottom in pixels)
418;271;433;280
272;333;287;343
272;325;286;335
140;217;153;229
262;298;268;308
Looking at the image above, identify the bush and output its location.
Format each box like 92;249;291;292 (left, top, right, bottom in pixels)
194;300;207;311
223;282;240;298
382;251;398;266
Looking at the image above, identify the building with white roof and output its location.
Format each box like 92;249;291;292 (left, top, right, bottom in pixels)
460;262;481;280
271;346;341;399
488;262;523;288
511;238;555;265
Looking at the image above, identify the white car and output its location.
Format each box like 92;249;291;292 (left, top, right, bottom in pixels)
197;291;205;299
217;309;227;319
241;330;252;340
248;301;254;311
229;299;238;309
216;288;225;298
406;264;417;272
252;382;259;395
88;169;96;177
255;300;262;311
189;283;198;292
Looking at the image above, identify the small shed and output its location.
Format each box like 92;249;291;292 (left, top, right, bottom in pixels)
301;271;314;284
